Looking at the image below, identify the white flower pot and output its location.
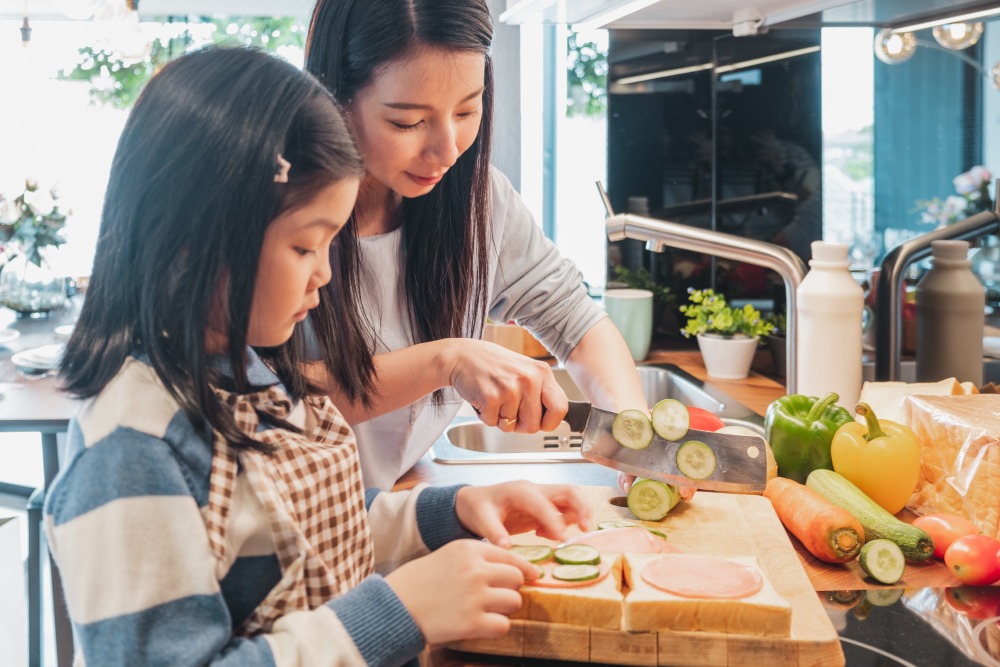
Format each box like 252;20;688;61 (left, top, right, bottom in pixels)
696;333;759;380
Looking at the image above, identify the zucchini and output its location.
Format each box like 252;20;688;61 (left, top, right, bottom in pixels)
805;469;933;562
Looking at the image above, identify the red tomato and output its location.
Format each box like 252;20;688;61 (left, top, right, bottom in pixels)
944;534;1000;586
945;586;1000;620
687;407;725;432
912;513;981;560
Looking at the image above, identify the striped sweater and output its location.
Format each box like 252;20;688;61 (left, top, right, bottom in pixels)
44;351;472;666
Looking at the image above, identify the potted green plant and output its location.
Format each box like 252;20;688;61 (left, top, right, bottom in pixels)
680;288;773;380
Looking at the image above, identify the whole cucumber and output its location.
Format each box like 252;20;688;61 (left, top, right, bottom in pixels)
806;469;933;562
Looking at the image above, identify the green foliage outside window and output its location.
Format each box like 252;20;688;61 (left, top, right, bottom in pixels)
59;17;306;110
566;32;608;118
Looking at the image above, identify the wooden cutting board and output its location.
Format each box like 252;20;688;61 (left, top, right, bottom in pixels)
449;487;845;667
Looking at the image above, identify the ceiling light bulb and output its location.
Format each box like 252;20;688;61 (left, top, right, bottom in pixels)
932;22;984;50
874;29;917;65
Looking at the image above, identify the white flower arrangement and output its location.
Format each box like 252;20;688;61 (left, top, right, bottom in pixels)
0;178;68;266
915;165;994;229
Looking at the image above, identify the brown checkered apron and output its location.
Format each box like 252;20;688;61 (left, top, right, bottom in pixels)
203;385;375;636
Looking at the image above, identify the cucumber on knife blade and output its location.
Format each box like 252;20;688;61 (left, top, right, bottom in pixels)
612;409;654;450
676;439;717;480
651;398;689;441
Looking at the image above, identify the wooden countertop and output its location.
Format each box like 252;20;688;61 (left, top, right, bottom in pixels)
396;350;963;594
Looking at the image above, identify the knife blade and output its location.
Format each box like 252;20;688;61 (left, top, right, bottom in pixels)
563;400;767;494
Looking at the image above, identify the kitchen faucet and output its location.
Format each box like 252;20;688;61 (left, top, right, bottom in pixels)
597;182;808;394
874;193;1000;381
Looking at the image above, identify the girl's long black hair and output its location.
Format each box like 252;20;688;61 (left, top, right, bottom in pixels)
305;0;494;403
59;46;367;450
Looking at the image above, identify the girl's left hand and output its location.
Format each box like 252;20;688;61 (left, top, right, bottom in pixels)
455;481;591;548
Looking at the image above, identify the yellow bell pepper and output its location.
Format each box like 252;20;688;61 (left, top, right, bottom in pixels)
830;402;921;515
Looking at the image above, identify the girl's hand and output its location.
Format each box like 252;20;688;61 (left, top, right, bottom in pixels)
455;481;591;548
618;472;635;493
445;339;567;434
385;540;536;644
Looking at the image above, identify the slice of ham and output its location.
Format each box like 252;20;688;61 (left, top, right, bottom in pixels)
641;554;764;599
563;527;682;554
526;560;613;589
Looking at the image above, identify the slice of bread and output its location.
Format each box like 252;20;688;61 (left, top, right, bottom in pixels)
518;555;624;630
622;553;791;637
857;377;963;424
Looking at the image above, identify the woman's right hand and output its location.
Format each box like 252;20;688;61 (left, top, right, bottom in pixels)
384;539;536;644
445;339;567;433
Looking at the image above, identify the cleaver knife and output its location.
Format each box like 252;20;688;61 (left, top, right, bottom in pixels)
562;400;767;494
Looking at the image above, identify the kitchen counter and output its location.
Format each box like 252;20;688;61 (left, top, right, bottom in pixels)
395;351;997;667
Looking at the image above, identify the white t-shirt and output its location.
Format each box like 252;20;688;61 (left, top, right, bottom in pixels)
347;168;605;490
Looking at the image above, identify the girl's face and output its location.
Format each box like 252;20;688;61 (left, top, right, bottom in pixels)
247;178;360;347
347;46;485;199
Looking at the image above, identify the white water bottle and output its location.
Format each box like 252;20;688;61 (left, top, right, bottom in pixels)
795;242;864;410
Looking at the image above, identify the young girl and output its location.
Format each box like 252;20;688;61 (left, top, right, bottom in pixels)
303;0;649;491
48;47;589;666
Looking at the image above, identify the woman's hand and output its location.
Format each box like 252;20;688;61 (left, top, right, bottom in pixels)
445;339;568;434
454;481;591;548
385;540;537;644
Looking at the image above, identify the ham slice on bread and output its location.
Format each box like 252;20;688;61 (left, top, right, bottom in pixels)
623;553;792;636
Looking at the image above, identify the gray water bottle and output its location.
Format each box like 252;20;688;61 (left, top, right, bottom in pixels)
915;240;985;385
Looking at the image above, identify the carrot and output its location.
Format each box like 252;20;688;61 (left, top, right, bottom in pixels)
764;476;865;564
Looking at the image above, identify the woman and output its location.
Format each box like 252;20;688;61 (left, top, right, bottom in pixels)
304;0;647;490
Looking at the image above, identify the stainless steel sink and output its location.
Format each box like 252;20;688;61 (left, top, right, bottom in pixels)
430;364;764;464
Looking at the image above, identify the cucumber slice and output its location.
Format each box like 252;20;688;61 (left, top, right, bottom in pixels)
612;409;654;450
627;478;680;521
647;528;668;539
508;545;554;563
650;398;690;441
676;440;716;480
553;544;601;565
865;587;904;607
551;564;600;582
859;539;905;585
597;519;641;530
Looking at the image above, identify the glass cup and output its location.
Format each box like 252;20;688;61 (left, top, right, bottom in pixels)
603;288;653;362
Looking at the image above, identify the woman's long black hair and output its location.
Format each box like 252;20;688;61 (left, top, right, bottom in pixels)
305;0;494;403
59;46;367;450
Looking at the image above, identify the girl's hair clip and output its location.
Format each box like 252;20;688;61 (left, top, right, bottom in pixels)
274;154;292;183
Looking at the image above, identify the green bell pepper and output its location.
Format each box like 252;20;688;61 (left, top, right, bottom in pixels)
764;392;854;484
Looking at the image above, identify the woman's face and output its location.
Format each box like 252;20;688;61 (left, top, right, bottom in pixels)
247;178;359;347
347;46;485;199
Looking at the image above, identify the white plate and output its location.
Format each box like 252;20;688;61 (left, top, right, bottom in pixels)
0;329;19;347
12;344;65;371
985;336;1000;359
54;324;75;340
